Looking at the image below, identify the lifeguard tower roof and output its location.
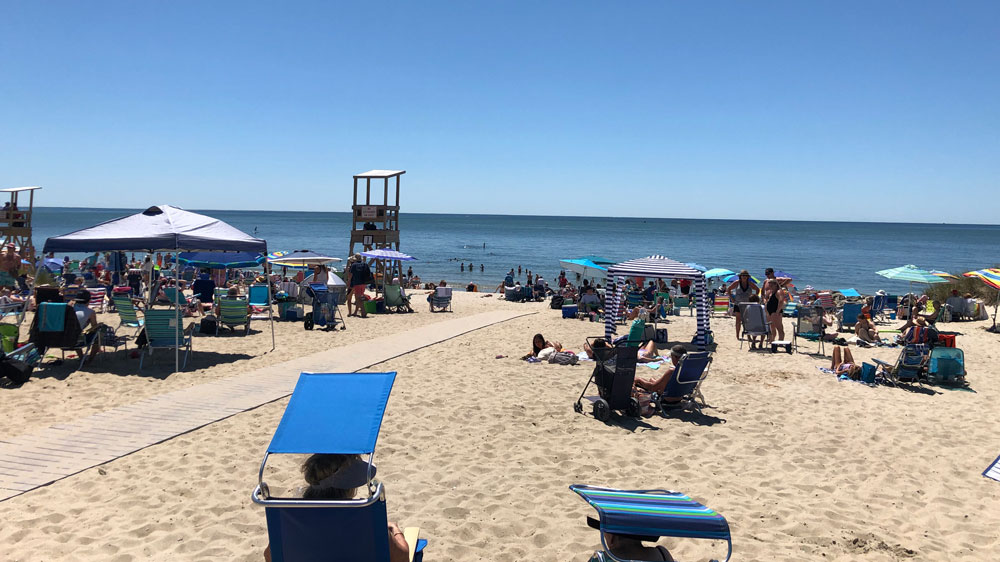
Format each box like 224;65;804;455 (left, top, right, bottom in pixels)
1;186;41;193
354;170;405;179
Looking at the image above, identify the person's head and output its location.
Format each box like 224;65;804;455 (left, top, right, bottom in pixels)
952;289;960;297
532;334;546;354
764;268;775;278
748;293;760;303
915;316;927;327
439;280;446;287
352;253;361;263
74;276;85;285
144;256;151;263
4;243;14;253
670;345;687;364
636;307;649;322
227;286;239;297
300;453;365;500
738;269;750;282
587;287;595;294
648;281;654;287
964;293;973;299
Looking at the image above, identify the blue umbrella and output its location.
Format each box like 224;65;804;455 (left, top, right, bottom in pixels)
774;270;796;280
703;268;735;279
177;251;264;269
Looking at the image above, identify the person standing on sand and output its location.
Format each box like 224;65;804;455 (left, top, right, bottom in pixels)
726;270;758;340
346;254;373;318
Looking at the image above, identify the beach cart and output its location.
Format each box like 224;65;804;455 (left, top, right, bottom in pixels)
571;484;732;562
252;372;427;561
574;337;640;421
302;282;345;331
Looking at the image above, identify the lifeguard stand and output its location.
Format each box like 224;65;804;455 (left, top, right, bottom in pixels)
349;170;404;256
0;186;40;257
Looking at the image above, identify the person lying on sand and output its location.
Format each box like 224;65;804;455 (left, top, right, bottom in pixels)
831;345;860;378
263;454;410;562
522;333;562;360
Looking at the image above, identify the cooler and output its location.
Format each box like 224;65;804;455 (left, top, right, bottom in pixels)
937;333;956;348
562;304;578;319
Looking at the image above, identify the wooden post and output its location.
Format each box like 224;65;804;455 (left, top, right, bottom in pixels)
365;178;371;205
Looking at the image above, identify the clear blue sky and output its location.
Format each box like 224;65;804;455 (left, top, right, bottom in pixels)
2;1;997;222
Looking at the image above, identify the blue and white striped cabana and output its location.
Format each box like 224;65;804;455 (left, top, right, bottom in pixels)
604;255;711;350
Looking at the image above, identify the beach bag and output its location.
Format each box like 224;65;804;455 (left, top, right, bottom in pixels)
0;353;33;385
200;316;217;334
643;324;655;342
547;351;578;365
550;295;565;309
654;328;669;344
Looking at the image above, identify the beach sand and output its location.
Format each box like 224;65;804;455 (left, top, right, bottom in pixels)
2;291;999;561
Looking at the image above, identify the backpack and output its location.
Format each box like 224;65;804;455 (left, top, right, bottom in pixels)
548;351;578;365
200;316;218;335
0;353;33;385
550;295;565;309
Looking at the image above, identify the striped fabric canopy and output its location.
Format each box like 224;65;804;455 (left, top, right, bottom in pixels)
608;255;705;279
964;268;1000;290
571;485;732;559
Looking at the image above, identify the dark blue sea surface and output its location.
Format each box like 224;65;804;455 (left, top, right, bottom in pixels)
29;207;1000;295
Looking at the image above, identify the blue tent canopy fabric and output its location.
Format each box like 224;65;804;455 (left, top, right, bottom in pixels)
177;251;264;269
268;372;397;455
43;205;267;254
838;288;861;298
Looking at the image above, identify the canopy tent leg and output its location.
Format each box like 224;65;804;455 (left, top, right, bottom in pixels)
694;275;709;351
268;280;275;351
603;276;624;342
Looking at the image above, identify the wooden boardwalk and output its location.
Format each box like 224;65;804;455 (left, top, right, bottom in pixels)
0;309;533;502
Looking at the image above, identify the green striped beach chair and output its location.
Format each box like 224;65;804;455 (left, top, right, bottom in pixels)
140;309;193;369
112;294;144;333
217;297;250;335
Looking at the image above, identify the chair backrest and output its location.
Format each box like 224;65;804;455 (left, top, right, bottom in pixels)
161;286;186;306
816;292;836;310
383;284;403;306
87;288;106;311
218;298;249;325
795;305;824;337
663;351;712;399
113;295;142;326
435;287;452;299
871;294;887;315
38;302;69;333
0;323;19;353
144;310;185;347
6;341;40;367
248;285;269;307
674;296;691;308
626;292;643;306
841;303;863;326
713;295;730;312
264;499;392;562
886;295;898;309
505;286;521;301
928;347;965;377
740;303;769;335
901;344;929;368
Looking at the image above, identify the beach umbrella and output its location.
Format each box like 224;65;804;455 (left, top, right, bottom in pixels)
876;265;948;285
774;270;796;280
269;250;342;268
703;268;735;279
723;273;760;284
930;269;959;280
684;262;708;272
963;268;1000;331
177;251;264;269
578;255;616;265
559;258;608;284
360;249;416;261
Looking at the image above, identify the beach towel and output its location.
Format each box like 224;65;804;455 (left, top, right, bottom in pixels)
40;303;67;332
985;455;1000;483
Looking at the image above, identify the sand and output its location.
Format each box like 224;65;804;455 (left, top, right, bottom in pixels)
2;291;999;561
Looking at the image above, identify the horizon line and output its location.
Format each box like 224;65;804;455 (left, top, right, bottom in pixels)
31;206;1000;228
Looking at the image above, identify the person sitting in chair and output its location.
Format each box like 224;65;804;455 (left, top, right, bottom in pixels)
633;345;687;396
586;515;674;561
72;296;102;362
263;453;411;562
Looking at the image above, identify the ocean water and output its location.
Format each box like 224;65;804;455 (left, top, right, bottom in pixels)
28;207;1000;295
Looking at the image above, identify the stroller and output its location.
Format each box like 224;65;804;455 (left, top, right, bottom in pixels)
302;283;346;331
574;337;640;421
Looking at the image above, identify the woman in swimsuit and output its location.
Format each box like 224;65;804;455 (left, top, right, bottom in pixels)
831;345;860;378
726;270;758;340
761;279;787;343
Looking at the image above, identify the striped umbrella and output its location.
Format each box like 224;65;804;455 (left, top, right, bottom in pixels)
964;268;1000;331
930;270;960;280
962;268;1000;290
876;265;949;285
722;273;760;284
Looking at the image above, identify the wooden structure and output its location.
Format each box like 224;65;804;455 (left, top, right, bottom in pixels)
0;186;40;257
349;170;404;257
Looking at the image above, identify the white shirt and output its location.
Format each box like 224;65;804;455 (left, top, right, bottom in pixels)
74;304;95;329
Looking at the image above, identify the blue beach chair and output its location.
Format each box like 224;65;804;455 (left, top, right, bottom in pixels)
925;347;966;385
571;484;732;562
839;303;863;332
252;372;427;562
656;351;713;415
873;344;928;386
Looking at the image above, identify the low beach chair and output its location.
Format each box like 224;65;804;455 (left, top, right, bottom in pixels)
839;302;863;332
140;309;193;369
655;351;712;415
217;297;250;335
739;303;770;350
252;372;427;562
1;342;41;385
0;300;27;326
570;485;732;562
781;301;798;317
248;284;272;321
430;287;452;312
86;287;107;313
712;295;729;316
672;296;693;316
873;344;929;386
925;347;966;385
59;325;101;371
793;305;826;355
383;284;412;313
113;294;145;333
574;338;640;421
816;292;836;311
